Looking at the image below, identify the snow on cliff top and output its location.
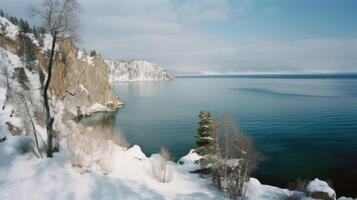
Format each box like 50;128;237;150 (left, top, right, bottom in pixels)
0;17;18;40
105;59;175;82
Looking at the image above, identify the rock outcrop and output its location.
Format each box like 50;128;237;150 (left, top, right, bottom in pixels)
38;40;124;115
307;178;336;200
0;16;123;118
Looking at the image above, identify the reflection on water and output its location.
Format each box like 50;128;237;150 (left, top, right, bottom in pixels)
113;81;167;97
80;112;117;128
110;77;357;196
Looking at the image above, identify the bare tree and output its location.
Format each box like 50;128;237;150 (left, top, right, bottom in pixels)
30;0;80;157
0;62;10;109
21;94;42;158
10;87;44;158
213;115;261;199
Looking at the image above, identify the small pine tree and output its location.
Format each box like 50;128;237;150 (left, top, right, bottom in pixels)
19;19;30;33
195;111;220;171
90;50;97;57
39;26;46;34
0;10;4;17
13;67;29;90
33;26;38;38
38;34;44;47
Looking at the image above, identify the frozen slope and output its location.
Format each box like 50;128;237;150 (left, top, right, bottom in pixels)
105;60;175;82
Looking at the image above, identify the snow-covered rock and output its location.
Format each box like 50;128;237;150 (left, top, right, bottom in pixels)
0;17;18;40
105;59;175;82
177;149;201;172
243;178;299;200
307;178;336;200
337;197;357;200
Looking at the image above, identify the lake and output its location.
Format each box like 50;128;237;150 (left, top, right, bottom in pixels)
110;75;357;196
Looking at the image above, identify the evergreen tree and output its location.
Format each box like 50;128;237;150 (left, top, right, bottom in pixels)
90;50;97;57
19;34;37;71
0;10;4;17
9;16;15;24
33;26;39;39
195;111;220;171
38;34;44;47
10;17;19;25
39;26;46;34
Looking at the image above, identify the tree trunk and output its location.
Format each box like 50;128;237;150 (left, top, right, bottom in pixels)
44;32;57;158
23;99;42;158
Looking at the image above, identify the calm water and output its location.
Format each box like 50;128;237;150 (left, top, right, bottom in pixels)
111;76;357;196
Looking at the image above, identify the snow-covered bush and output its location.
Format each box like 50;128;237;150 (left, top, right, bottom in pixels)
150;147;175;183
67;124;127;174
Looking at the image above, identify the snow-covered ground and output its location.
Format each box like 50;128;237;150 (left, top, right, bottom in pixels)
1;15;356;200
105;59;175;82
0;47;302;199
0;17;18;40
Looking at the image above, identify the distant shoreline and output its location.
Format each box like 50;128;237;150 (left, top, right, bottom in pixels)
175;73;357;79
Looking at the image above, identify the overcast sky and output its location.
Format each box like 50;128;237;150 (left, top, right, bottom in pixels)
2;0;357;74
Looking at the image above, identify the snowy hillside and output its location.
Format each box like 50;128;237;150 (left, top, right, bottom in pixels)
1;15;356;200
105;60;175;82
0;17;18;40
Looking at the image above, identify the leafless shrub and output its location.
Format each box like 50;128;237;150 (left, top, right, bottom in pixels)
67;125;127;174
210;115;261;199
150;147;175;183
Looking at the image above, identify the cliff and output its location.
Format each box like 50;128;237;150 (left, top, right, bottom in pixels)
105;59;175;82
40;40;124;115
0;16;123;117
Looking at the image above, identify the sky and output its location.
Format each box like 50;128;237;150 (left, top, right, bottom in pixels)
1;0;357;74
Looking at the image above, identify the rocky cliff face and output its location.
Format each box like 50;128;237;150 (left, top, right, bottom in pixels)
0;16;123;118
40;40;124;115
105;59;175;82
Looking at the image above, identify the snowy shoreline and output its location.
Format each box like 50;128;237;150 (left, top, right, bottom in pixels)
0;15;356;200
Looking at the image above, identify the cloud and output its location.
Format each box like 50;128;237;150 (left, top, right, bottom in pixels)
176;0;230;24
2;0;356;73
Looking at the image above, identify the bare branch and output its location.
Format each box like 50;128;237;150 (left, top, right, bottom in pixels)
29;0;81;158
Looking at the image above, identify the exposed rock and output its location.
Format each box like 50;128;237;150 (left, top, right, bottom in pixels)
307;178;336;200
5;121;22;136
1;16;123;118
34;39;123;116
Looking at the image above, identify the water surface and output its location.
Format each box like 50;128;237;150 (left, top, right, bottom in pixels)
111;76;357;196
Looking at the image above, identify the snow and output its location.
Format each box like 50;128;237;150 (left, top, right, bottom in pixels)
27;32;57;53
338;197;357;200
243;178;299;200
79;84;89;94
0;47;22;69
307;178;336;199
77;50;95;66
226;158;241;168
177;149;201;172
0;17;18;40
1;16;357;200
87;103;110;113
41;33;56;52
105;59;175;82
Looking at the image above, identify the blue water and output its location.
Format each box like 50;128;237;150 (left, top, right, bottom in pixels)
111;76;357;196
